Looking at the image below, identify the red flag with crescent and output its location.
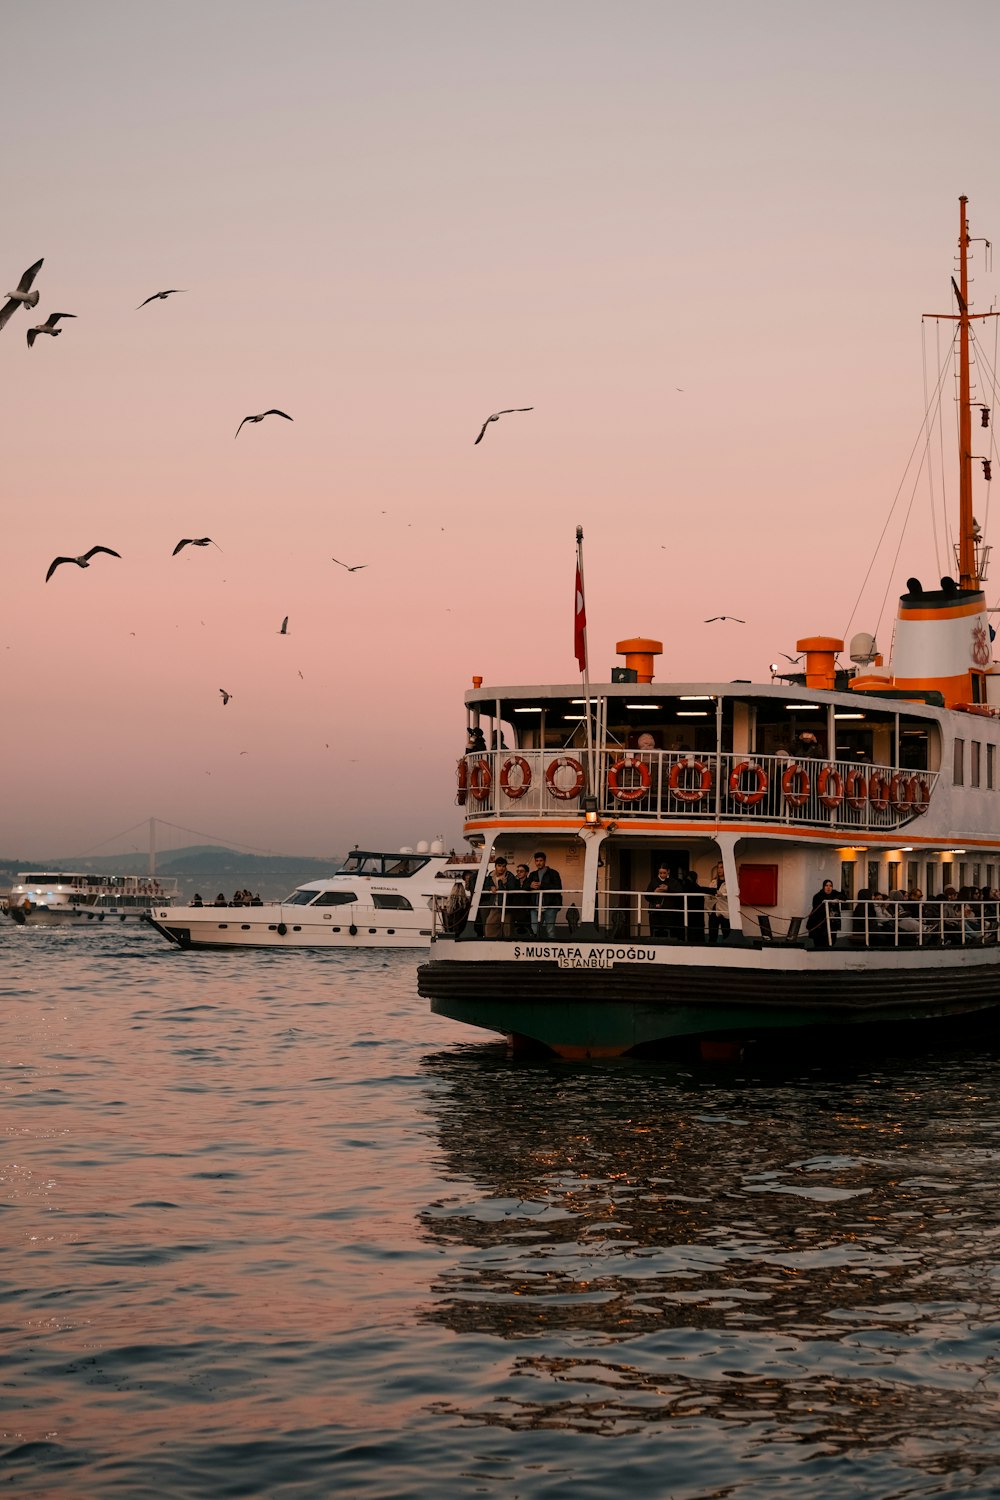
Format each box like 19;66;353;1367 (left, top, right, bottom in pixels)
574;563;587;673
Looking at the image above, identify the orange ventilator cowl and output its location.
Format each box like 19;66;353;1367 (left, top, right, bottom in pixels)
796;636;844;692
615;637;663;683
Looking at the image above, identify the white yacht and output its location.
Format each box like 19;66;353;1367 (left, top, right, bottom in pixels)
145;841;480;950
7;871;180;927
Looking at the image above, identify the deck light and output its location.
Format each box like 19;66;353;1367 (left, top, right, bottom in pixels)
624;703;662;710
676;711;708;716
784;703;820;710
582;795;600;824
834;712;865;719
513;707;542;714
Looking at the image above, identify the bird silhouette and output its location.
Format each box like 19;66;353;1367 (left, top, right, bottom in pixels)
781;652;802;665
137;289;185;308
45;546;121;583
279;616;289;634
704;615;746;624
474;408;533;444
172;537;220;555
331;557;367;572
219;689;232;706
235;409;293;438
0;258;43;331
27;312;75;348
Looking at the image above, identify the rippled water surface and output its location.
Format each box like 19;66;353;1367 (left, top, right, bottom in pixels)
4;925;1000;1497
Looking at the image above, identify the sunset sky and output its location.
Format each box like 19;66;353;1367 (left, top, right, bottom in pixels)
5;0;1000;860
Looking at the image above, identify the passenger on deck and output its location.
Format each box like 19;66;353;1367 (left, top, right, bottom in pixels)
466;725;487;754
510;863;533;937
645;864;672;940
528;851;562;939
708;862;730;944
191;893;203;907
683;869;709;944
806;879;841;948
482;856;518;940
214;892;227;906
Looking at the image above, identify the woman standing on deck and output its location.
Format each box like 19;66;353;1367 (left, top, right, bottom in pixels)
806;879;842;948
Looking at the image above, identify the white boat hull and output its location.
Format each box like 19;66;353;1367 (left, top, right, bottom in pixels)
147;904;435;950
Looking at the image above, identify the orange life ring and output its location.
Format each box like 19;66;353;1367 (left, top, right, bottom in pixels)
456;758;468;806
845;767;867;810
817;765;844;810
908;774;931;814
668;757;711;804
868;771;889;812
607;756;651;801
729;761;767;806
499;755;532;800
781;763;810;807
468;758;492;802
545;756;585;801
888;771;911;812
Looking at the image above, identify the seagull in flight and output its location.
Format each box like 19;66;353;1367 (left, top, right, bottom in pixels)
279;616;289;634
704;615;746;624
172;537;220;555
235;409;293;438
219;688;232;706
27;312;75;348
0;258;43;332
781;652;803;665
331;557;367;572
474;407;533;444
137;289;185;308
45;546;121;583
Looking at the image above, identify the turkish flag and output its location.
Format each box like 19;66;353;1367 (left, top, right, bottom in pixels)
574;563;587;673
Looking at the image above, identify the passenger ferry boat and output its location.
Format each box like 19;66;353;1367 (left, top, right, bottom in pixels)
145;841;480;950
7;871;179;926
419;197;1000;1058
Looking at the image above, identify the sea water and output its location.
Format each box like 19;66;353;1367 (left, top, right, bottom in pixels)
3;924;1000;1498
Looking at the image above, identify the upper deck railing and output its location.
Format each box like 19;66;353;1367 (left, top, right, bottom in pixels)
458;749;936;832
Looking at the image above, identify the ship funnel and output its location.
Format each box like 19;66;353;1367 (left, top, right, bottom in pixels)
615;637;662;683
796;636;843;691
881;579;993;706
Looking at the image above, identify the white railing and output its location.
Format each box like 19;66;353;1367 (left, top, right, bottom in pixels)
458;750;936;831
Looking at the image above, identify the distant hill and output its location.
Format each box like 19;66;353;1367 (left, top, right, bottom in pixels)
0;847;343;903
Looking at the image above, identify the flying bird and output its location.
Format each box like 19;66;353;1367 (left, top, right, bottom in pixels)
137;289;185;308
474;407;533;444
27;312;75;348
0;258;43;331
331;557;367;572
781;652;803;665
235;409;293;438
219;689;232;706
704;615;746;624
172;537;220;555
45;546;121;583
279;616;289;634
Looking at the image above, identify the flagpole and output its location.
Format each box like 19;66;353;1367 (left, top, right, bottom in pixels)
575;525;595;794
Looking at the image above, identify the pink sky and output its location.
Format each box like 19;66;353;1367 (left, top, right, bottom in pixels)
4;0;1000;859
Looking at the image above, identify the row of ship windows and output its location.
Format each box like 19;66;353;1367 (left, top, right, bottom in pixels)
839;857;998;899
954;738;998;788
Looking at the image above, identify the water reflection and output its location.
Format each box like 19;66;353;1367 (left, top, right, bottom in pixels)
417;1045;1000;1473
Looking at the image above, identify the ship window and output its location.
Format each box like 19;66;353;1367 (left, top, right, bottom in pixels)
372;893;413;910
989;744;996;790
954;738;965;785
972;741;981;787
285;888;321;905
311;890;358;906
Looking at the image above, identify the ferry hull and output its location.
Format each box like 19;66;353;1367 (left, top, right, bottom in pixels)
9;906;159;928
419;941;1000;1057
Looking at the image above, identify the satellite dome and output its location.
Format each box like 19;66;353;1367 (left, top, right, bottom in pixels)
849;632;877;666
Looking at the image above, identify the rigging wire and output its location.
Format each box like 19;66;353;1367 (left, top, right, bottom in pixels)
841;327;956;643
922;319;943;576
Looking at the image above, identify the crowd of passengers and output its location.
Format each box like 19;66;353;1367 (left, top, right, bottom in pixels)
812;883;1000;947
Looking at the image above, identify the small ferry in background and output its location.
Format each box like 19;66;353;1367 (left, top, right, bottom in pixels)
145;840;480;950
419;197;1000;1058
7;871;179;926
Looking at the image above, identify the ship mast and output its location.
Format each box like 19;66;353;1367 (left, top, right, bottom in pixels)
958;195;976;590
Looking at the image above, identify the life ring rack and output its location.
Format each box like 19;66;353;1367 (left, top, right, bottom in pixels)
607;756;650;801
545;756;585;801
468;758;493;802
499;755;532;800
668;757;711;804
729;760;767;807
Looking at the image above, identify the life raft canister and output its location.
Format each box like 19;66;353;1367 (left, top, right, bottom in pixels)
607;756;651;801
729;760;768;806
781;763;810;808
545;756;585;800
668;757;711;804
468;758;493;802
456;758;468;806
817;765;844;810
845;767;867;810
499;755;532;800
